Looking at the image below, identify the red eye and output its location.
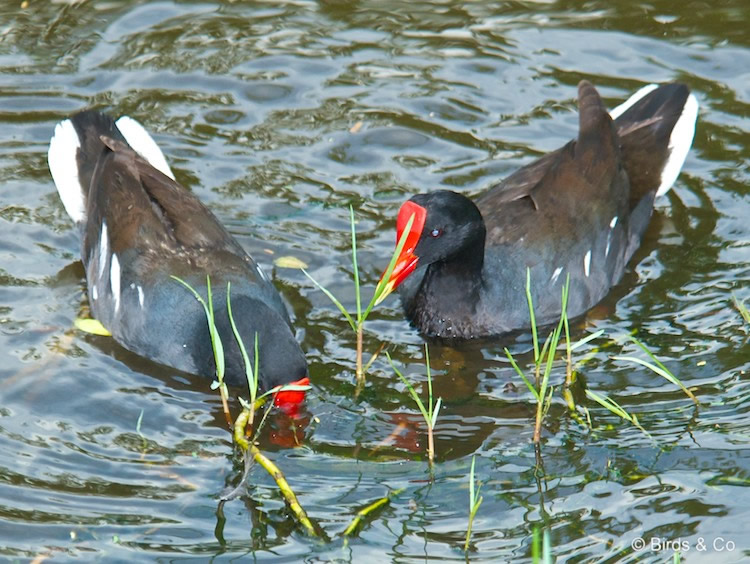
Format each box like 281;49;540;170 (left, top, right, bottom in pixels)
430;228;443;238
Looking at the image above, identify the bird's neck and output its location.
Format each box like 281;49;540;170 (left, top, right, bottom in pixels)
407;229;487;338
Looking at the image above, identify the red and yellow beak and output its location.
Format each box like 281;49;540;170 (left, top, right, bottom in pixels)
375;201;427;305
273;376;311;416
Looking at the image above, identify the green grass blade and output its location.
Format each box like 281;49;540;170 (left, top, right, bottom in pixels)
538;332;553;369
585;389;631;421
733;294;750;324
256;383;312;401
366;212;415;314
171;275;207;309
204;276;225;381
302;269;357;331
469;455;476;513
431;397;442;428
539;321;564;401
504;348;541;401
621;336;699;405
350;205;362;323
542;528;552;564
585;389;655;442
525;268;539;363
563;276;571;353
569;329;605;351
424;343;433;420
542;385;554;420
253;332;260;403
464;455;483;552
532;527;541;563
387;352;430;422
613;354;698;405
172;275;224;382
226;282;255;399
343;488;404;537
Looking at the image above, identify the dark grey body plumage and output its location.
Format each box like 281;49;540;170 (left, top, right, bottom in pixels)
67;111;307;388
397;81;695;338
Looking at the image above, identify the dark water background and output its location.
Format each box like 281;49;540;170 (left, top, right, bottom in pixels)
1;0;749;561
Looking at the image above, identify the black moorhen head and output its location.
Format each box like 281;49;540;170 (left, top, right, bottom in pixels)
48;110;309;407
378;80;699;339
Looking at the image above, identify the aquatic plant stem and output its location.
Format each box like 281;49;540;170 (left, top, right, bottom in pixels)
342;488;404;537
234;409;316;536
506;272;568;445
303;208;415;388
387;345;441;466
356;322;364;386
464;455;483;552
350;205;365;387
172;275;232;426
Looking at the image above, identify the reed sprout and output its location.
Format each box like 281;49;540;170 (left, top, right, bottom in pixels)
585;389;653;441
505;270;569;444
304;206;415;388
387;344;442;465
464;454;483;552
532;526;552;564
614;336;699;405
173;275;315;535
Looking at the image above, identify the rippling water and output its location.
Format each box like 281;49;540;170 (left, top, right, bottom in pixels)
1;0;749;561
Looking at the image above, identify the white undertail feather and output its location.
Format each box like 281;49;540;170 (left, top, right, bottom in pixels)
48;119;85;223
608;84;659;120
115;116;175;180
609;84;699;198
656;93;698;197
583;250;591;278
49;115;175;223
98;221;109;279
110;253;121;314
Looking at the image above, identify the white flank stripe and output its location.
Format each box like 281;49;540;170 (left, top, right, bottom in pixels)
137;285;145;308
110;253;121;314
98;221;109;279
610;216;618;229
48;119;86;223
115;116;175;180
656;93;699;197
584;250;592;277
608;84;659;119
92;285;98;301
550;266;563;285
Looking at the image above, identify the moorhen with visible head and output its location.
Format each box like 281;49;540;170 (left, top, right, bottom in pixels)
48;111;309;404
378;80;699;339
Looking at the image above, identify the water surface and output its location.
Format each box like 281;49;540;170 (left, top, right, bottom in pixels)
1;0;749;561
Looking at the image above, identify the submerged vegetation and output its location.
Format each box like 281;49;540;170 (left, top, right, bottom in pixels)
161;229;702;553
503;269;697;454
174;275;316;534
66;255;702;554
175;274;411;540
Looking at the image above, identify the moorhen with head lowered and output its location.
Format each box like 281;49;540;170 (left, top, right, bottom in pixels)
48;111;309;404
378;80;699;339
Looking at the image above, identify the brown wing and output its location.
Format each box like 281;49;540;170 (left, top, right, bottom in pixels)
478;81;626;248
84;136;245;259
